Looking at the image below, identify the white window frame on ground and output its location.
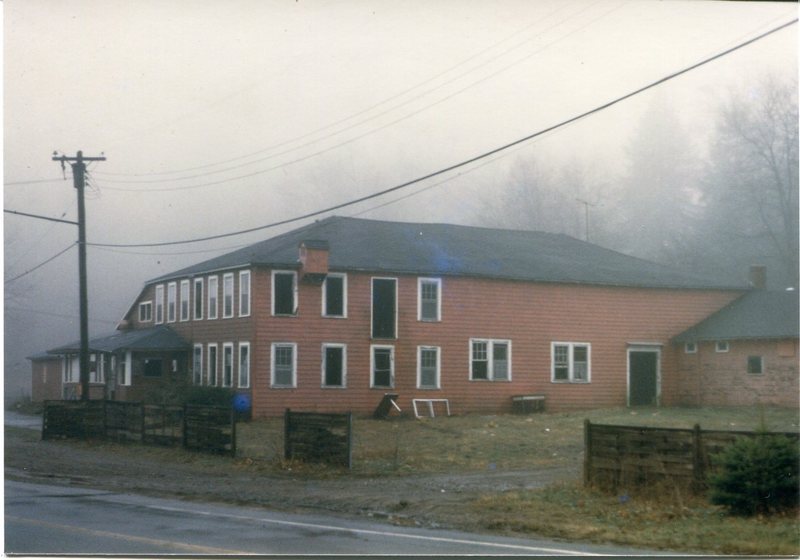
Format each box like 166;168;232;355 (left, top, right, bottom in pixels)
193;344;203;385
715;341;730;353
155;285;164;324
223;273;234;318
684;342;697;354
322;273;347;318
272;270;298;316
321;343;347;388
207;276;219;320
180;280;190;321
271;343;297;388
222;343;234;387
207;343;218;386
239;270;251;317
469;339;511;381
747;355;763;375
238;342;250;388
417;278;442;322
551;342;591;383
370;345;395;388
417;346;441;389
139;301;152;323
167;282;177;323
193;278;204;320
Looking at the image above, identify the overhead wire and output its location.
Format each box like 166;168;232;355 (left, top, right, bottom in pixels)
4;242;77;284
92;0;589;180
98;1;625;193
84;17;797;248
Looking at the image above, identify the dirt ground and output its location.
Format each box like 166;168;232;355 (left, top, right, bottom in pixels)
4;426;578;533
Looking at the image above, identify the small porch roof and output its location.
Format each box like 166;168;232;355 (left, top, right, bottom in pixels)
46;325;190;355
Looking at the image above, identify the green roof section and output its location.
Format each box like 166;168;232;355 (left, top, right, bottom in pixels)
149;216;745;291
47;325;190;355
673;290;799;343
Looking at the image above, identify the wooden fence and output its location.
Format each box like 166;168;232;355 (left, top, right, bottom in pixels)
42;400;234;456
584;420;800;493
284;409;352;468
183;405;236;456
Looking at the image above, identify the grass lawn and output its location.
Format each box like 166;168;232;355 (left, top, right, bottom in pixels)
237;405;799;554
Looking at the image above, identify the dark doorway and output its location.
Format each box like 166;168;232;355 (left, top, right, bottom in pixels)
629;350;658;406
372;278;396;339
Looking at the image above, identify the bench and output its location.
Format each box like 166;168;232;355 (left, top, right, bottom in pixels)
511;394;546;414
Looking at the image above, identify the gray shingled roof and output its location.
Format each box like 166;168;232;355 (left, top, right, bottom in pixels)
149;216;744;290
47;325;190;355
673;290;800;343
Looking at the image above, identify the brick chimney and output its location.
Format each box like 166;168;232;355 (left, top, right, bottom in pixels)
298;240;329;284
749;265;767;290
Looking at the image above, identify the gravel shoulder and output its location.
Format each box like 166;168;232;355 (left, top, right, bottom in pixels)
4;425;579;532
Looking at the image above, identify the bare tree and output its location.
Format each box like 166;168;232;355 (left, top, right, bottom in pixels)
699;76;799;288
610;96;702;266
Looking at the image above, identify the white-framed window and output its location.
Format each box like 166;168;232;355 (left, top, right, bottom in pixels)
417;346;440;389
238;342;250;389
715;341;730;353
271;343;297;388
370;345;394;388
180;280;190;321
155;285;164;324
747;355;763;375
63;356;78;383
470;339;511;381
167;282;177;323
139;301;153;323
90;354;105;384
322;344;346;388
207;343;218;386
193;278;204;320
208;276;219;320
239;270;251;317
418;278;441;322
322;273;347;318
551;342;591;383
120;352;132;386
222;343;234;387
223;273;234;318
193;344;203;385
272;270;297;316
684;342;697;354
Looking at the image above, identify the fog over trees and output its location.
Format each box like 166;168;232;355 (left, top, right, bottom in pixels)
475;75;799;290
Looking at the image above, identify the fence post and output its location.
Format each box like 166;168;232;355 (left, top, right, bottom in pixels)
182;403;188;450
230;406;237;457
284;408;291;461
692;423;704;493
347;411;353;470
584;419;592;487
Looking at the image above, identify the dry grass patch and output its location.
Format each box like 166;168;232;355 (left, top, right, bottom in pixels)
470;481;800;555
236;405;799;475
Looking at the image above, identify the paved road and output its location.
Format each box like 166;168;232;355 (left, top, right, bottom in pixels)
5;480;668;556
4;411;42;430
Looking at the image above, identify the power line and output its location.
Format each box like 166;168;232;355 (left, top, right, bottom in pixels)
92;1;590;181
4;178;64;186
87;18;797;249
4;209;79;226
4;243;77;284
97;1;622;192
4;306;118;325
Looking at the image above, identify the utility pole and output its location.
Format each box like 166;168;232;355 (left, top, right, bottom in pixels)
576;198;594;243
52;151;106;401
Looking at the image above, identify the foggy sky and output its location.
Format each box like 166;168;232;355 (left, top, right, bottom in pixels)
3;0;797;398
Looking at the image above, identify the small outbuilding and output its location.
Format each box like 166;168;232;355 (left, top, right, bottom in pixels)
673;289;799;408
